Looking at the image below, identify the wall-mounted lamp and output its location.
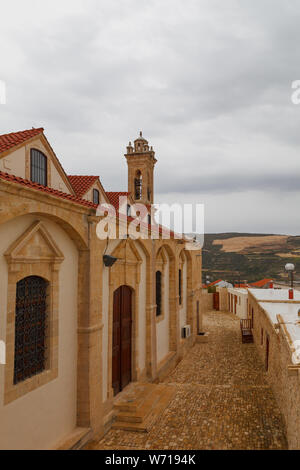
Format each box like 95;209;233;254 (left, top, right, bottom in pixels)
103;255;118;267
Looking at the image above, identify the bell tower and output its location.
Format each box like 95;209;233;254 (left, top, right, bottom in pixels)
125;131;157;205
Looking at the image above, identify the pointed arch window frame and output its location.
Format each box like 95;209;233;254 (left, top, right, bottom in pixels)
3;220;64;404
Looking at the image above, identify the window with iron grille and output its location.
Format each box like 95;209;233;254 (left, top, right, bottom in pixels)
179;269;182;305
156;271;162;316
14;276;48;385
30;149;47;186
93;189;100;205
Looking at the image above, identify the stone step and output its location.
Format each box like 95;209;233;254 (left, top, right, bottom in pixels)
114;382;156;413
112;384;176;432
115;386;163;423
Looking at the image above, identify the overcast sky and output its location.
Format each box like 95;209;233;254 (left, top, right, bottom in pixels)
1;0;300;234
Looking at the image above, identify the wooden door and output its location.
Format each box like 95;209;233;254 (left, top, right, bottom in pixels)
266;335;270;371
112;286;132;396
213;292;220;311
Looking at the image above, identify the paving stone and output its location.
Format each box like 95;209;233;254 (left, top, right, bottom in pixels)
88;311;287;450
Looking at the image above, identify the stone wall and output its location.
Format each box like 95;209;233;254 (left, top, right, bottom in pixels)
216;287;229;311
199;290;213;313
249;292;300;449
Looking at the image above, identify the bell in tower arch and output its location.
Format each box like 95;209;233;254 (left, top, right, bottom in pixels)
134;170;142;200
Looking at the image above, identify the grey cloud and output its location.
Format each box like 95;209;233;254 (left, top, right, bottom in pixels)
1;0;300;233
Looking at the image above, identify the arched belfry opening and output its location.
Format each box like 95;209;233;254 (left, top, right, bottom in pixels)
125;131;157;205
134;170;142;200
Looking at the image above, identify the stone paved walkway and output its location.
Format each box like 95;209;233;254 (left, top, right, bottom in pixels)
88;311;287;450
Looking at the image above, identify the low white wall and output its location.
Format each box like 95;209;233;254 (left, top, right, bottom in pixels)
228;288;248;319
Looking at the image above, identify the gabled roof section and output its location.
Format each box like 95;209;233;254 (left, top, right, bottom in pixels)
0;127;76;195
0;171;97;209
106;191;130;210
68;175;99;198
0;128;44;153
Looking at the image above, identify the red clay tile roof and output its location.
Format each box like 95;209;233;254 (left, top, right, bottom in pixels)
207;279;223;287
106;192;130;210
0;171;97;209
0;128;44;153
68;175;99;198
249;278;273;288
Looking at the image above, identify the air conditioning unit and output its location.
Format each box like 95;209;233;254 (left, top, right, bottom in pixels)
182;325;191;339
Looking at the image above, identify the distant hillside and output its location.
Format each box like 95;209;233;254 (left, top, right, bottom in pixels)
202;233;300;284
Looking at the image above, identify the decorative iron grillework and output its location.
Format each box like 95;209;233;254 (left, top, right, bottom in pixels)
14;276;48;385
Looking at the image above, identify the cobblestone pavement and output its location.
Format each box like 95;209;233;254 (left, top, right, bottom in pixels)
88;311;287;450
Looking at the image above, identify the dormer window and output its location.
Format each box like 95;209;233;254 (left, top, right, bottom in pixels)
30;149;47;186
93;189;100;205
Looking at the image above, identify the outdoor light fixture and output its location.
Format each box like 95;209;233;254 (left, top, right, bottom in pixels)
103;255;118;267
285;263;295;299
285;263;295;287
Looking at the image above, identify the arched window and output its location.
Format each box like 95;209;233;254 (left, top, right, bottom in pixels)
156;271;162;316
127;204;131;217
134;170;142;200
30;149;47;186
93;189;100;205
179;269;182;305
14;276;48;384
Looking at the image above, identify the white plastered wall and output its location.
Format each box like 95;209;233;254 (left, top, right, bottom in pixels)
156;248;170;364
102;239;119;403
0;147;26;178
0;214;78;450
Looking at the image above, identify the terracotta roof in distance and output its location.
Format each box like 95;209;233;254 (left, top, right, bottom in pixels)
249;278;273;288
0;128;44;154
68;175;99;198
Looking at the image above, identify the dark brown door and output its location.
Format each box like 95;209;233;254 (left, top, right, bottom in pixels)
112;286;132;396
213;292;220;311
